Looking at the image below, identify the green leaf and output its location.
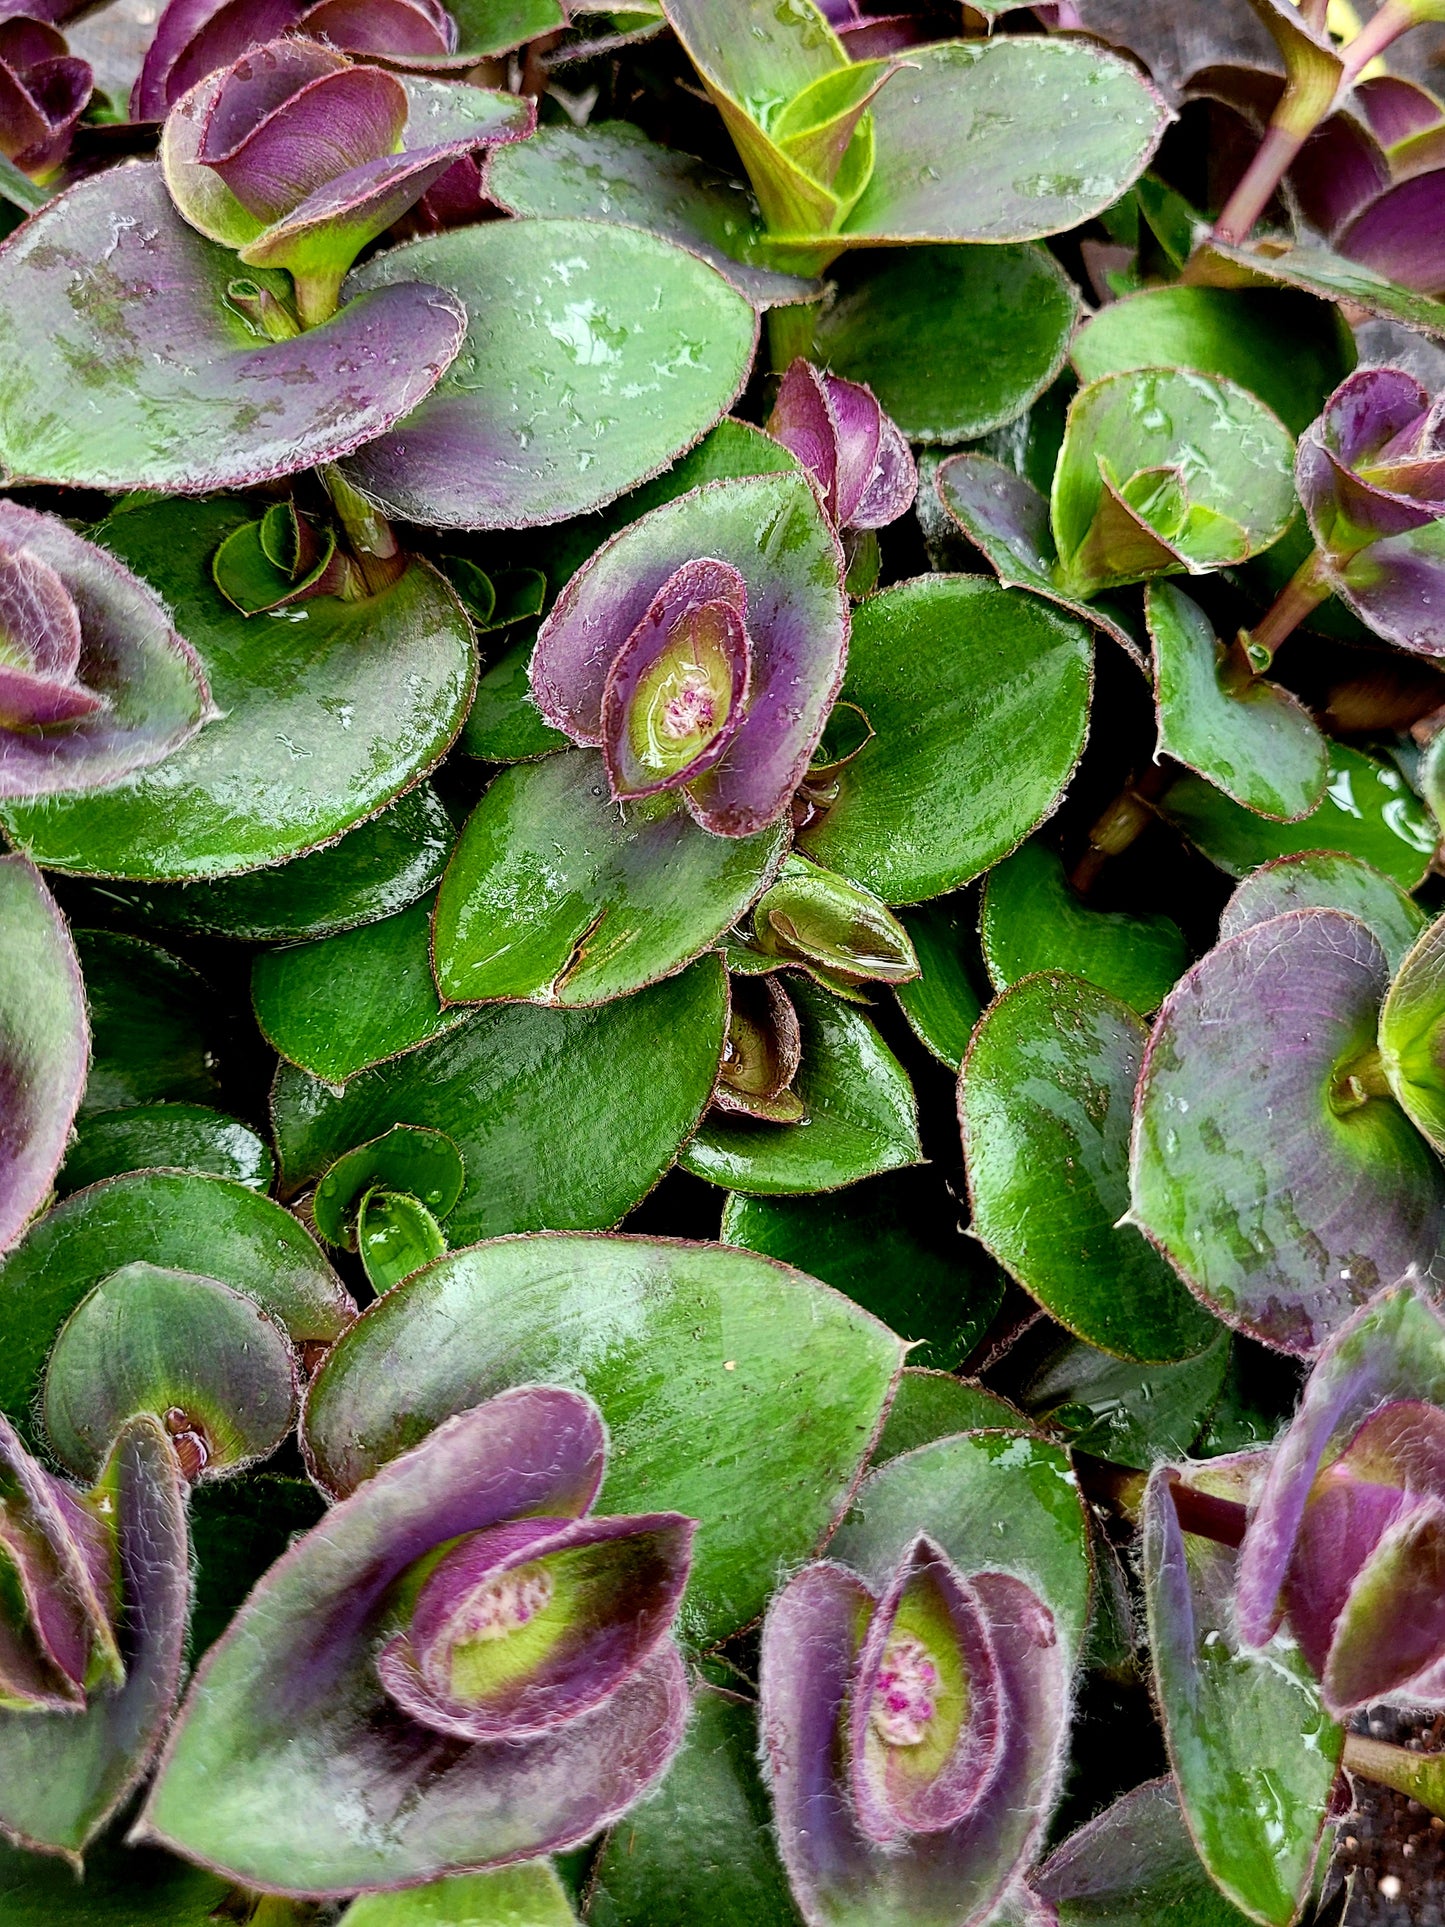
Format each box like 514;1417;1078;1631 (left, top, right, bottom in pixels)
1051;371;1296;597
74;931;220;1118
272;960;728;1243
814;244;1078;443
1037;1777;1259;1926
829;1430;1092;1671
302;1232;904;1644
1201;238;1445;341
1381;914;1445;1155
358;1189;448;1293
962;972;1220;1362
0;856;87;1253
1022;1327;1232;1471
0;1834;230;1924
485;121;818;307
837;39;1169;248
0;502;475;881
798;575;1092;903
41;1261;298;1482
682;976;920;1194
343;1864;580;1926
0;1170;352;1442
1159;745;1436;889
253;897;466;1087
461;633;567;763
189;1474;325;1661
1143;1461;1342;1926
440;0;565;58
894;898;984;1067
873;1369;1023;1465
1220;851;1428;976
59;1104;275;1197
312;1127;466;1247
981;840;1187;1017
0;164;469;494
1147;583;1327;823
1071;286;1354;436
75;785;456;943
588;1687;794;1927
433;750;787;1006
341;219;759;529
720;1168;1004;1369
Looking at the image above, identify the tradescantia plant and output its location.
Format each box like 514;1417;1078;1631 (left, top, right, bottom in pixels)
19;0;1445;1919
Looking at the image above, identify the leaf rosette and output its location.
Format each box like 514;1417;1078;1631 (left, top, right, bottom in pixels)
0;15;88;179
1297;363;1445;656
1236;1280;1445;1716
530;473;848;837
760;1534;1069;1927
138;1384;695;1896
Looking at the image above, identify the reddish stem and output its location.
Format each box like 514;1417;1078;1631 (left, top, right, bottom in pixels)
1169;1476;1248;1549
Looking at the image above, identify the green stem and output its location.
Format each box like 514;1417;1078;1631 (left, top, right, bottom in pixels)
1344;1733;1445;1819
292;268;345;331
319;465;404;596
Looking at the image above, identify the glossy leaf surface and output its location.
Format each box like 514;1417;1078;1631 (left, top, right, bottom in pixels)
41;1261;297;1481
344;1864;580;1925
86;785;455;942
433;750;786;1006
829;1429;1092;1669
1144;1461;1341;1926
253;897;465;1086
980;839;1186;1017
0;1170;351;1438
1381;914;1445;1153
873;1371;1023;1464
302;1232;904;1643
1159;745;1436;889
893;898;983;1067
311;1125;465;1247
1147;582;1327;823
1132;909;1445;1354
0;855;86;1252
58;1104;275;1197
812;244;1077;443
1023;1327;1232;1471
0;163;464;491
962;972;1219;1362
340;219;758;528
798;575;1092;903
720;1168;1004;1369
1036;1777;1257;1927
682;976;921;1194
1071;286;1353;436
273;960;727;1242
588;1686;795;1927
1220;851;1429;975
75;930;219;1117
0;501;475;880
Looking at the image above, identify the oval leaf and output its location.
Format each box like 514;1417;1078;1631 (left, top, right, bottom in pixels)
339;218;758;528
797;575;1093;903
1131;908;1445;1354
301;1231;905;1643
962;971;1220;1363
1220;850;1428;975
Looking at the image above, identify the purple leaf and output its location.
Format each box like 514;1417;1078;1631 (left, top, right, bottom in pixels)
0;16;88;178
1130;909;1445;1355
599;557;752;802
0;1409;116;1713
0;1413;190;1858
0;854;86;1253
0;504;210;797
136;0;308;120
531;474;848;838
767;359;917;531
760;1539;1069;1927
1340;171;1445;297
1237;1281;1445;1710
194;42;406;222
0;162;468;491
376;1509;694;1741
139;1386;692;1895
